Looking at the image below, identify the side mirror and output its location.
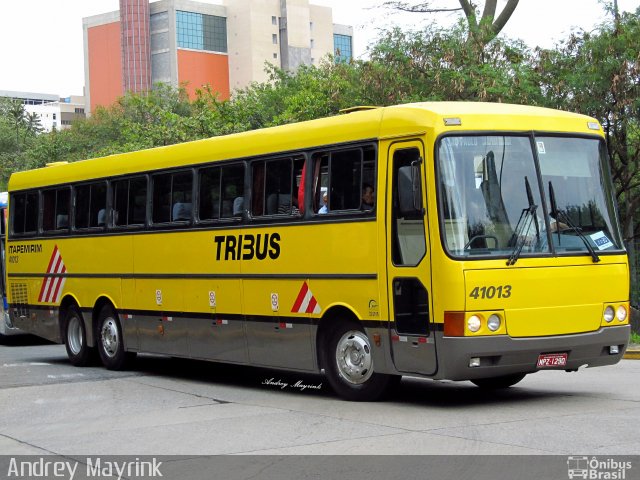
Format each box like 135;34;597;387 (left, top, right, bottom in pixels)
398;160;424;219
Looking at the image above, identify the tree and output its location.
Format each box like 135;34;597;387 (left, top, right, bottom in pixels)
533;6;640;299
365;23;540;104
382;0;520;46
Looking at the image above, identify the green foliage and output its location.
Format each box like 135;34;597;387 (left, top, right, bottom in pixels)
366;22;542;104
0;98;43;188
533;9;640;243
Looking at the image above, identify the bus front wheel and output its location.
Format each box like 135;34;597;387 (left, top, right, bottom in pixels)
324;322;394;401
64;305;95;366
471;373;527;389
97;306;135;370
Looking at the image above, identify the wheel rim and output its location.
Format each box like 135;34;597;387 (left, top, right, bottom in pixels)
100;317;119;358
335;330;373;385
67;315;83;355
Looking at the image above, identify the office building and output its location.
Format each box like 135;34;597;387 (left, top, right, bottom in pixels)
83;0;354;113
0;91;86;132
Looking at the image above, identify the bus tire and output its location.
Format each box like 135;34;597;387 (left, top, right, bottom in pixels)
324;322;393;401
64;305;95;367
96;306;135;370
471;373;526;389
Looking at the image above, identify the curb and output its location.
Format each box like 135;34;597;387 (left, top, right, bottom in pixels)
624;349;640;360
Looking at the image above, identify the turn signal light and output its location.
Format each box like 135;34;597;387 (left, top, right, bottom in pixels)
444;311;465;336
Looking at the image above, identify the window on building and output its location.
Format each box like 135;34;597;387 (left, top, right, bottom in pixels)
333;34;353;63
176;10;227;53
75;108;85;114
272;33;278;44
272;16;277;25
310;38;315;48
273;53;278;59
310;21;314;31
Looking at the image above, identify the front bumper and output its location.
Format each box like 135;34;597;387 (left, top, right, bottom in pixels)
435;325;630;381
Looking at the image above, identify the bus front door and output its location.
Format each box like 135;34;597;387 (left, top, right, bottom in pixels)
385;141;437;376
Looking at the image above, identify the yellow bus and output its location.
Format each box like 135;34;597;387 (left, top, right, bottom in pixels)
5;102;631;400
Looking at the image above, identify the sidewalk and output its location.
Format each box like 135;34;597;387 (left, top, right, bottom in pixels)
624;343;640;359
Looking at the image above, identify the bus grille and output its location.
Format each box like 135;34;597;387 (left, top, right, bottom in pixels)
10;283;29;318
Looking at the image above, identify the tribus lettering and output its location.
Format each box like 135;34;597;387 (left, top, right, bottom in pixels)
214;233;281;261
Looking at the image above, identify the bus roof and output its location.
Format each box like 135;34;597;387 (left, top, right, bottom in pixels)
8;102;601;191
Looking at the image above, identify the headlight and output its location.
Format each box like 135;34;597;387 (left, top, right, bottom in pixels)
616;305;627;322
487;314;501;331
604;306;615;323
467;315;481;332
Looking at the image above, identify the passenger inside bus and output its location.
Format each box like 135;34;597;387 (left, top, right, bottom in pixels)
172;202;192;221
361;183;374;210
318;193;328;214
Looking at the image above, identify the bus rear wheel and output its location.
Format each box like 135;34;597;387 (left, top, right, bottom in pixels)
324;322;394;401
471;373;527;389
64;305;95;366
97;306;135;370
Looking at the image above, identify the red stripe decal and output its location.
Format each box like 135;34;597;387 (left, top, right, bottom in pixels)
43;254;64;302
50;265;67;302
38;246;58;301
305;296;317;314
291;282;309;313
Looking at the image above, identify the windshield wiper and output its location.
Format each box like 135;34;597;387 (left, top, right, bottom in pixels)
548;181;600;263
507;177;538;266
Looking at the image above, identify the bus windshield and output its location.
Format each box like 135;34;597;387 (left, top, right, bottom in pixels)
437;135;623;259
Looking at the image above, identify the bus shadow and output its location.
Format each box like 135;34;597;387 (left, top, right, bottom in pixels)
128;355;569;406
131;355;337;399
0;334;55;347
387;375;563;408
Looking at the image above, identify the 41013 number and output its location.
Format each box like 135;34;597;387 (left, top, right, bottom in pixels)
469;285;512;300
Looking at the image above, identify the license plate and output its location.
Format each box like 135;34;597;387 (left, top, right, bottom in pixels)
537;353;568;368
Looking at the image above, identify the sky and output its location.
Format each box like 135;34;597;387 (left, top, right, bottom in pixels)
0;0;638;97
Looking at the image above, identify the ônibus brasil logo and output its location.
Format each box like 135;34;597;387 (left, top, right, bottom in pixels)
567;456;632;479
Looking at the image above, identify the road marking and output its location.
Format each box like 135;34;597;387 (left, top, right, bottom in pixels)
46;373;86;379
2;362;53;367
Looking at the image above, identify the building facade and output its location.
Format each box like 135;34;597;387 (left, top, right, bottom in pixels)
0;91;86;133
83;0;353;113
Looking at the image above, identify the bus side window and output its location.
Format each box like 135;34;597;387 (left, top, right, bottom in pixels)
75;182;107;229
129;177;148;225
11;192;38;235
91;183;107;227
251;156;303;217
42;187;70;232
221;164;244;219
312;145;375;215
151;171;191;224
171;172;192;222
198;166;220;221
113;176;147;227
75;185;91;229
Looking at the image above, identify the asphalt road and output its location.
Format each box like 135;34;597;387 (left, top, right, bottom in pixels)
1;336;640;459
